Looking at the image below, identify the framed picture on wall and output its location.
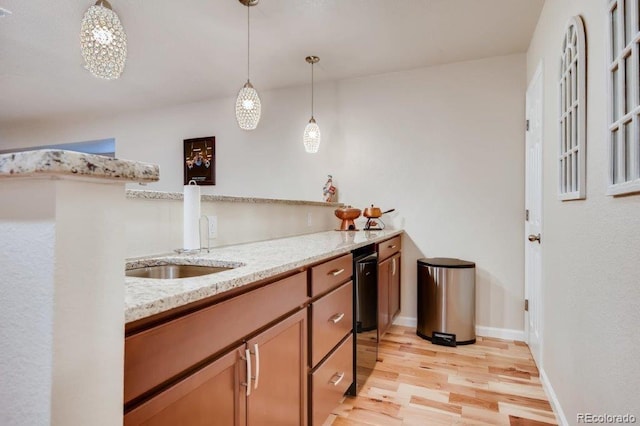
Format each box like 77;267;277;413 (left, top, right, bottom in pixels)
183;136;215;185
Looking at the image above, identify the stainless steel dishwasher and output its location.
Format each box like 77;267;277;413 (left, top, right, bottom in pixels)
347;245;378;396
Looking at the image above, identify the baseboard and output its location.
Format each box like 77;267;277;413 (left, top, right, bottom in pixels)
392;316;417;327
475;325;525;342
540;368;569;426
392;319;526;342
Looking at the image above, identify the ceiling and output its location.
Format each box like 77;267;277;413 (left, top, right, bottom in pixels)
0;0;544;126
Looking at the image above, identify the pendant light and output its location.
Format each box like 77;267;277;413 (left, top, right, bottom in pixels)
80;0;127;79
303;56;321;153
235;0;261;130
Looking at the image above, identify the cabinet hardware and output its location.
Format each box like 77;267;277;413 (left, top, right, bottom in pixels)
252;343;260;390
391;258;396;276
330;372;345;386
388;244;397;249
241;349;252;396
329;268;345;277
329;313;345;324
528;233;541;243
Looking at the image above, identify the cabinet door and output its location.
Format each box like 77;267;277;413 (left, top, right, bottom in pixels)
246;309;307;426
389;253;401;321
124;345;246;426
377;258;391;338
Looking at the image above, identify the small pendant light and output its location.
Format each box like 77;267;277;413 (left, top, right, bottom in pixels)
80;0;127;79
235;0;261;130
303;56;321;153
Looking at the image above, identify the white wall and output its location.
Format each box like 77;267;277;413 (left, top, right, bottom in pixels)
124;194;339;258
527;1;640;423
0;179;126;426
338;54;527;332
1;54;527;334
0;83;343;202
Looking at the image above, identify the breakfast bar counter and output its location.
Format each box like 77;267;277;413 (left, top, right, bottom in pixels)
125;229;403;323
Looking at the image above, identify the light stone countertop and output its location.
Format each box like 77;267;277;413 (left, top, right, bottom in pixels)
0;149;159;183
125;229;403;323
127;189;344;207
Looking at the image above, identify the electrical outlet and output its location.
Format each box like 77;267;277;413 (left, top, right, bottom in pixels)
307;212;312;227
207;215;218;239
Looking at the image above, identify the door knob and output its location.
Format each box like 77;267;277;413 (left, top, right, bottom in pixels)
528;233;541;243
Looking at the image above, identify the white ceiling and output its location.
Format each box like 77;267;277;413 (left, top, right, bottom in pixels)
0;0;544;126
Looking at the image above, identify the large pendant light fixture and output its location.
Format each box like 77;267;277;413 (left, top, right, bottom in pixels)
80;0;127;79
303;56;321;153
235;0;261;130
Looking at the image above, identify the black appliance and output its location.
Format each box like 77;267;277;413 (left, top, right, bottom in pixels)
347;244;378;396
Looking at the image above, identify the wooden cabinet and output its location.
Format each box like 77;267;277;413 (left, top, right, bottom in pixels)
246;309;307;425
309;335;353;426
310;253;352;297
124;272;308;426
377;236;402;339
125;310;306;426
124;272;307;404
308;254;353;425
310;281;353;367
124;345;246;426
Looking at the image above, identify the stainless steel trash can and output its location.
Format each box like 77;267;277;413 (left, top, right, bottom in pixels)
417;258;476;346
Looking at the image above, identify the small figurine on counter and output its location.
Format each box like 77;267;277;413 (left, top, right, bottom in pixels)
323;175;337;202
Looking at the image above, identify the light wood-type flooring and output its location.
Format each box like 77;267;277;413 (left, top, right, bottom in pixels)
327;325;557;426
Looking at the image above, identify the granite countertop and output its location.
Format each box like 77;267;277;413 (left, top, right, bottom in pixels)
0;149;159;183
125;229;403;323
126;189;344;207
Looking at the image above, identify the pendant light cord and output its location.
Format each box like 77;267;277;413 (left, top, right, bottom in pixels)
247;3;250;82
311;62;314;118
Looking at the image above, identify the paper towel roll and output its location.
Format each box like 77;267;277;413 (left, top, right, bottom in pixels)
183;181;201;250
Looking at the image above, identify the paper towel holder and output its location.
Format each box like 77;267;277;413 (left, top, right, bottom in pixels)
199;215;211;253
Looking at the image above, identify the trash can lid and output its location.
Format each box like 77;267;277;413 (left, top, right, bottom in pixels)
418;257;475;268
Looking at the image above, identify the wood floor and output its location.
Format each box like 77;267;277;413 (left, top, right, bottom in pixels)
327;325;557;426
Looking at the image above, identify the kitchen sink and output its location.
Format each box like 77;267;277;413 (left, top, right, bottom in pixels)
125;264;234;279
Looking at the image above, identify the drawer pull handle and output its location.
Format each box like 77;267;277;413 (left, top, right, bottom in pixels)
329;313;345;324
329;268;345;277
330;372;345;386
241;348;252;397
253;343;260;390
388;244;397;249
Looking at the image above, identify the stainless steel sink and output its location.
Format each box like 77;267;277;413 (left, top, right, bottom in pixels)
125;264;233;279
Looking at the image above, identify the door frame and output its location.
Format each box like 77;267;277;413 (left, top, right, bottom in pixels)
524;60;544;368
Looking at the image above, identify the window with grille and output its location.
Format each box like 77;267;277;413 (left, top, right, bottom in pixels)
559;16;586;200
607;0;640;195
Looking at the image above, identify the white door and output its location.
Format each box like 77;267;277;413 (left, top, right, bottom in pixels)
525;62;543;368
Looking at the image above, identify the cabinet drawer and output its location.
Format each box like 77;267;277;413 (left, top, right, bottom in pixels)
310;253;352;297
311;281;353;367
310;335;353;426
377;235;401;261
124;271;307;404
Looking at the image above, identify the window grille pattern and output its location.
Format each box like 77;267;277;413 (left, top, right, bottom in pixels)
607;0;640;195
559;16;586;200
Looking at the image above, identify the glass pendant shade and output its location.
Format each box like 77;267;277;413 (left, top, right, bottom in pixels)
80;0;127;80
303;118;321;153
235;81;261;130
304;56;321;153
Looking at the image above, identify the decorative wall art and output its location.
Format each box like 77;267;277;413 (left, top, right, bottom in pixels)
183;137;215;185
